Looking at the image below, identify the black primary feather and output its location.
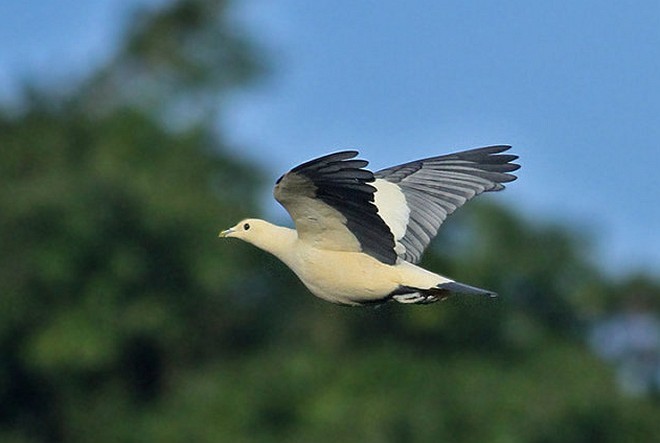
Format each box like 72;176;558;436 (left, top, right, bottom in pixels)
285;151;398;265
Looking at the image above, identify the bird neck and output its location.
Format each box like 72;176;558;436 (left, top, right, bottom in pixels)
247;221;298;262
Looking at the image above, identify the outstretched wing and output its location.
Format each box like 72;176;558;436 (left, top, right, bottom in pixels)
274;151;398;265
374;145;520;263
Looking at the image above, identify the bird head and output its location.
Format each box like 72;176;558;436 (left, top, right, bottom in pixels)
218;218;265;242
219;219;294;258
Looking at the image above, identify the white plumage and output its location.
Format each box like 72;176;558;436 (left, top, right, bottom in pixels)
372;179;410;256
219;146;520;306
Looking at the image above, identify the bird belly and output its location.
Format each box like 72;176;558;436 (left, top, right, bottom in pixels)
288;247;401;305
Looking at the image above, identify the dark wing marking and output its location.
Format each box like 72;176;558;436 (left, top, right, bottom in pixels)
375;145;520;263
274;151;397;265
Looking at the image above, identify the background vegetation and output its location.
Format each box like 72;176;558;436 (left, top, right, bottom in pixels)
2;1;658;441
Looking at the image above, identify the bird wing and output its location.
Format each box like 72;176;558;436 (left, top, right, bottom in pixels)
274;151;398;265
374;145;520;263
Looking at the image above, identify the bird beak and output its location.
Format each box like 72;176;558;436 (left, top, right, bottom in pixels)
218;228;235;238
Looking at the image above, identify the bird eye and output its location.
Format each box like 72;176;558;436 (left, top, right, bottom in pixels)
243;223;250;230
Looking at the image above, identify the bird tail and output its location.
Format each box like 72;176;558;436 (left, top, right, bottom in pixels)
391;281;497;304
436;281;498;298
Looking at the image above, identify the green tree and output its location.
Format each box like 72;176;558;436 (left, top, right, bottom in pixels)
0;1;267;441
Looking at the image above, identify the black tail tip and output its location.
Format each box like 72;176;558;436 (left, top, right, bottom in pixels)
437;281;497;297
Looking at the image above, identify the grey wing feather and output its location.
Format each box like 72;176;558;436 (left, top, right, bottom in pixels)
375;145;520;263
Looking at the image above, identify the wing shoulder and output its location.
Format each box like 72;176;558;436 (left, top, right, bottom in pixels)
274;151;398;265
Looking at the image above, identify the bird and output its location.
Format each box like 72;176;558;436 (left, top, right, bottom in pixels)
219;145;520;306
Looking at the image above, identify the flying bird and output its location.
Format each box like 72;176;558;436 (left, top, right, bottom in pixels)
219;146;519;306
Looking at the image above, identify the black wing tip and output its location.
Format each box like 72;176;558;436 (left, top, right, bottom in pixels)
290;150;362;174
313;149;361;162
402;145;519;168
463;145;512;155
337;149;360;156
484;144;512;151
463;144;520;184
458;144;517;159
322;150;361;162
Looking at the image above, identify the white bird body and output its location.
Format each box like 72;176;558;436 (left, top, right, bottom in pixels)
232;219;449;305
220;146;520;306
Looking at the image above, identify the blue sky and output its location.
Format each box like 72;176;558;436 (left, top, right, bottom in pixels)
2;0;659;276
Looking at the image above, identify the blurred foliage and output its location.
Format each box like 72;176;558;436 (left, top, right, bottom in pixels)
1;1;659;442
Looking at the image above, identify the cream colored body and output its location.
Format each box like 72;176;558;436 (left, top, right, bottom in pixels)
224;220;451;305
